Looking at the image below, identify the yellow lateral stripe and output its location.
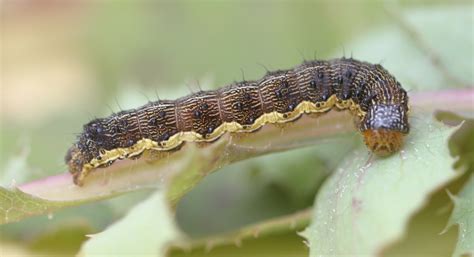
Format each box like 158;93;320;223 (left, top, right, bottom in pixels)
86;96;365;171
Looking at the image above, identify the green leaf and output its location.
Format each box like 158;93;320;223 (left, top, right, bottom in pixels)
79;190;182;256
446;174;474;257
0;187;75;224
302;116;462;256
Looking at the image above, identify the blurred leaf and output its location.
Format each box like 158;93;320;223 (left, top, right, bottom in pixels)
0;240;34;256
171;232;308;257
303;116;462;256
175;138;356;237
28;223;93;255
79;190;182;257
445;174;474;257
349;6;472;91
176;208;311;252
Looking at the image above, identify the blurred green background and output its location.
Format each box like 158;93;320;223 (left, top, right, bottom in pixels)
1;1;472;256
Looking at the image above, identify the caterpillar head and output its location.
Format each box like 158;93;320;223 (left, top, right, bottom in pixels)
361;104;409;156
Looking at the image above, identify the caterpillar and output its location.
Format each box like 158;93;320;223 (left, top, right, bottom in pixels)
66;58;409;186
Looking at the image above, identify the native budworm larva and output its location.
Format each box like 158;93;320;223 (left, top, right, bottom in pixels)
66;58;409;186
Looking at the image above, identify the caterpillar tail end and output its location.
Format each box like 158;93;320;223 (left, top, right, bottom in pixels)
65;145;86;186
72;172;85;187
363;129;405;157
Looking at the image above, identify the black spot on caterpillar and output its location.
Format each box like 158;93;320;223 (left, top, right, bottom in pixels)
66;58;409;186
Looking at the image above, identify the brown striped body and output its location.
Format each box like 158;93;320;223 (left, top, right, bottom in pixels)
66;58;409;185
